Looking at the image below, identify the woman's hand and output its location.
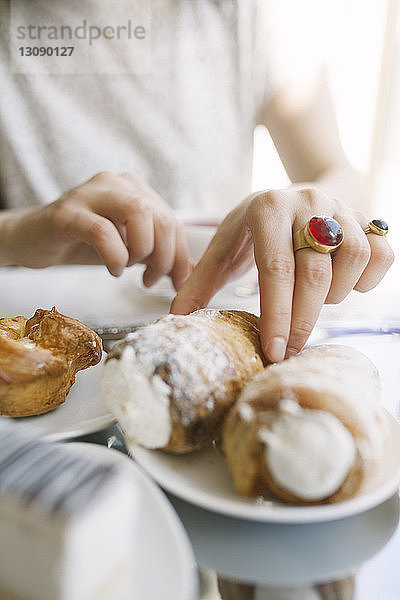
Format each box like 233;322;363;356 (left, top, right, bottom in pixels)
1;171;193;290
171;187;394;362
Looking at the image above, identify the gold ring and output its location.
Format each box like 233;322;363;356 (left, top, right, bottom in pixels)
293;216;344;254
363;219;388;236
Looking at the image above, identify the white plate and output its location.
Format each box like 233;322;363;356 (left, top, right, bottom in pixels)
131;329;400;524
0;358;115;441
131;409;400;523
66;443;198;600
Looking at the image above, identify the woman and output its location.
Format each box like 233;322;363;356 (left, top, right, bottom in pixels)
0;0;393;362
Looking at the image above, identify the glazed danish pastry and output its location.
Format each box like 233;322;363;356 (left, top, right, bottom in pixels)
0;307;102;417
223;344;389;504
102;309;266;453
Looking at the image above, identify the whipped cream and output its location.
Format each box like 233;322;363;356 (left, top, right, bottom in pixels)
258;402;356;500
102;345;172;449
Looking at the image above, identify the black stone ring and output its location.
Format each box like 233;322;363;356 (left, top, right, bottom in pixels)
363;219;389;236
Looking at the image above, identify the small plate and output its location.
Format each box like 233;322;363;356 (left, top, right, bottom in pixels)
0;358;115;441
66;443;198;600
131;410;400;524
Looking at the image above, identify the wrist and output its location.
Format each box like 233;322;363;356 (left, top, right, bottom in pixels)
0;208;31;267
0;210;13;266
315;164;365;211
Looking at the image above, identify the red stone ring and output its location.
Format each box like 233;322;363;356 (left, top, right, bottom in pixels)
293;216;344;254
363;219;389;236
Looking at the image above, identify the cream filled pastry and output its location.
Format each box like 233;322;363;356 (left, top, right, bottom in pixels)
102;309;265;453
223;344;389;504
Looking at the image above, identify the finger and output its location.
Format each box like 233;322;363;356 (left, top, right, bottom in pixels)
354;231;395;292
325;216;370;303
83;186;156;266
170;255;222;315
142;215;177;287
286;248;332;357
169;223;194;291
170;214;250;314
93;179;179;282
65;208;129;276
249;207;295;364
124;204;155;265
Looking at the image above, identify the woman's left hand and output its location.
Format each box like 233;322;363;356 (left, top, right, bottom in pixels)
170;187;394;362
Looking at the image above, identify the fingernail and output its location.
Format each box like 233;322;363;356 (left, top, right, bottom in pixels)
111;266;124;278
143;268;155;287
265;337;287;363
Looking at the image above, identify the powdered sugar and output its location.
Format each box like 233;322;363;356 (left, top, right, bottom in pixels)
108;312;234;415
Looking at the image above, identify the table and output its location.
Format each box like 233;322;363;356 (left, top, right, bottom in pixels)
0;264;260;328
2;263;400;599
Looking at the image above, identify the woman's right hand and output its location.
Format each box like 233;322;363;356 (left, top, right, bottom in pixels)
0;171;193;290
171;186;394;362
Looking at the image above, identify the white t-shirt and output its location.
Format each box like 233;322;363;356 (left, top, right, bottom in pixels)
0;0;320;217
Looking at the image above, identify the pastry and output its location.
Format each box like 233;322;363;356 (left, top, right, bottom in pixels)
102;309;266;453
0;421;139;600
223;344;389;504
0;307;102;417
